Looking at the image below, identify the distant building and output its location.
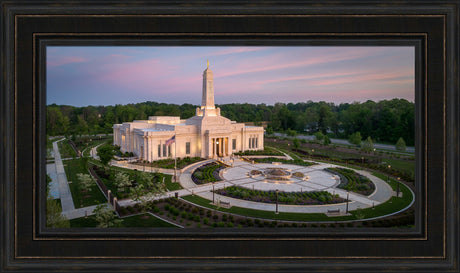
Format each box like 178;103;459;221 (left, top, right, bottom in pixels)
113;62;264;161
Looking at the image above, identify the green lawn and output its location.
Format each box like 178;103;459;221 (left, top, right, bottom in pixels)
70;213;177;228
64;158;107;208
383;158;415;177
165;174;183;191
80;139;110;157
58;140;77;158
182;181;414;222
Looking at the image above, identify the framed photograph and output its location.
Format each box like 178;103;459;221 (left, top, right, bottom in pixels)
1;1;459;272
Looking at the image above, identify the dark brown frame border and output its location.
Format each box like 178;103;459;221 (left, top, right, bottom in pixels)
1;1;459;272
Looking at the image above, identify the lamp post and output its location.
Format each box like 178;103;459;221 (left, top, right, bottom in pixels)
346;191;349;214
212;183;215;204
361;157;364;164
275;189;279;214
387;165;391;182
396;177;400;197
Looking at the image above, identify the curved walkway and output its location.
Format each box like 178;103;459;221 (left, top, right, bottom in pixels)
46;138;104;220
177;158;395;214
53;138;75;212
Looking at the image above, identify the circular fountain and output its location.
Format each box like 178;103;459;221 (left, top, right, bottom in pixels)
263;167;293;181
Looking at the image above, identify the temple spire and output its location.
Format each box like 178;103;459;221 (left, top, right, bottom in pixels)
201;61;215;110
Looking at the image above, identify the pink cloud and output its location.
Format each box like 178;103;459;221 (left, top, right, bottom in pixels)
208;47;266;57
47;56;88;67
215;47;386;79
308;70;413;86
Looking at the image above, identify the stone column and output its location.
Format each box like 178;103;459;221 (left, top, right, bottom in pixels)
213;138;217;157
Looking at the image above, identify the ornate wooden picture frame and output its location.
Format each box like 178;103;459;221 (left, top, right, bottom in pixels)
1;1;458;272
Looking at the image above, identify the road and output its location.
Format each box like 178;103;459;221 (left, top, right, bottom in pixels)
272;133;415;153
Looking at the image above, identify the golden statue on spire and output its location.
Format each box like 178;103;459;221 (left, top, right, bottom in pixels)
207;60;209;69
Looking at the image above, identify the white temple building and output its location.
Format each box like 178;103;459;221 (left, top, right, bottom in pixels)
113;62;264;161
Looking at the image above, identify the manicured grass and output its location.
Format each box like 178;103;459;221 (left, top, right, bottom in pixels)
64;158;107;208
80;139;110;157
383;158;415;177
69;213;178;227
181;195;351;221
58;140;77;158
165;174;183;191
182;181;414;222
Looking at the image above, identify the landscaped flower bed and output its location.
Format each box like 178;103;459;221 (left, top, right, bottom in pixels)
234;147;284;156
252;158;315;167
326;167;375;196
214;186;345;205
134;157;204;169
191;162;225;184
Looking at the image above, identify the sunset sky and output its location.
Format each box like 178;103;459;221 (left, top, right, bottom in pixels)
47;46;414;107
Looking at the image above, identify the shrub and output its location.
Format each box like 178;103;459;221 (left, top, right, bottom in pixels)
203;218;209;225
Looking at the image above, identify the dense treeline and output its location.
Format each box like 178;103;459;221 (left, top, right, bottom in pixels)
47;99;414;145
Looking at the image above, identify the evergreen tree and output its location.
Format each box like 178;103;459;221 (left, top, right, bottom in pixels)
361;136;374;152
395;137;406;151
348;132;362;146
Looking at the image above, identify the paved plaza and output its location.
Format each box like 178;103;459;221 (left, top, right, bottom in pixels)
177;158;396;214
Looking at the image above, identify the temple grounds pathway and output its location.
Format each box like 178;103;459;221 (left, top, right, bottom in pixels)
46;138;105;220
118;158;396;215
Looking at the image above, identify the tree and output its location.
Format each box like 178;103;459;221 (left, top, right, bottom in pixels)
47;193;70;228
129;177;166;212
76;173;95;192
395;137;406;152
292;138;300;150
98;144;115;166
314;131;325;143
137;172;154;188
323;135;331;146
93;204;122;228
285;128;297;137
348;132;362;146
361;136;374;152
114;172;131;191
265;126;274;135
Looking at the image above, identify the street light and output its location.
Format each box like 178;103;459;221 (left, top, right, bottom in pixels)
387;165;391;182
212;183;215;204
361;157;364;164
275;189;279;214
396;177;400;197
346;191;349;214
